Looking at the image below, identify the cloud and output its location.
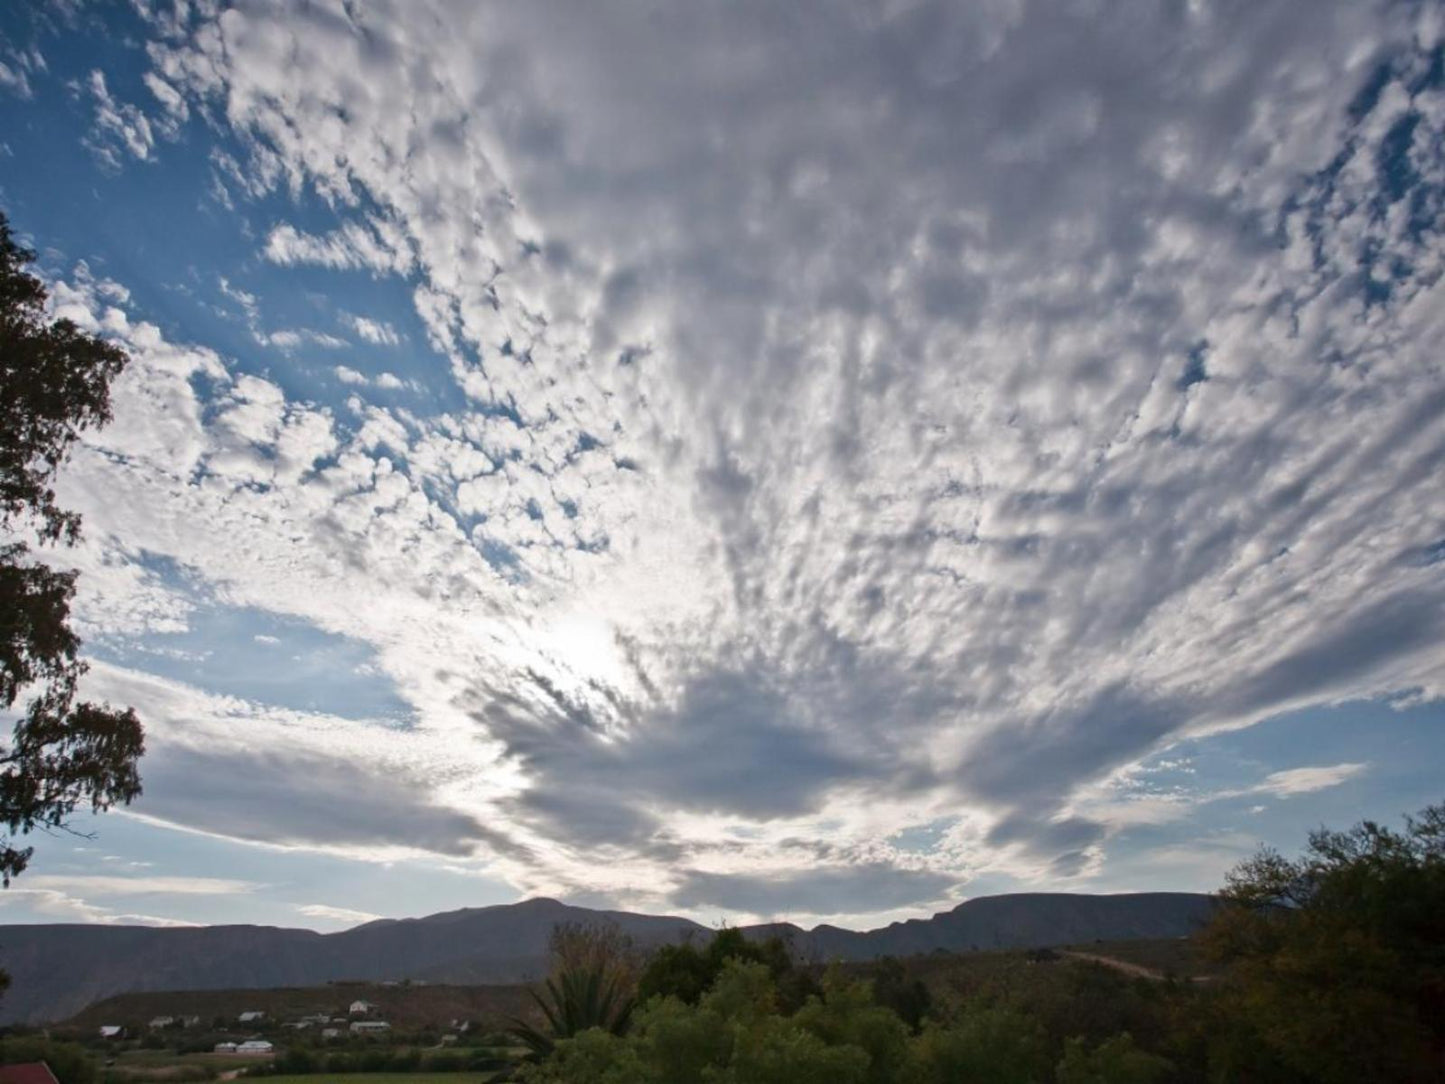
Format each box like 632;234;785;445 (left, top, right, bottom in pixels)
81;68;155;166
673;864;957;919
267;329;349;350
0;887;202;926
262;222;411;275
1255;763;1369;798
24;875;259;896
297;903;382;925
18;0;1441;918
341;313;401;345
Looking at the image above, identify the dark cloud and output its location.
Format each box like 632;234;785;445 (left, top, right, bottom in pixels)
137;745;487;857
673;863;957;917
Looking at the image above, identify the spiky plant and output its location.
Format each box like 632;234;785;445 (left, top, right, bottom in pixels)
509;960;636;1060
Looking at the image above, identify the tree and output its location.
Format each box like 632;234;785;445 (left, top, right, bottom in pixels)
637;926;818;1011
510;923;640;1060
1054;1032;1172;1084
1200;802;1445;1082
0;210;143;885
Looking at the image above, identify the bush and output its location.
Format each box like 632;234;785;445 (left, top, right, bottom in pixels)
0;1038;97;1084
1055;1032;1173;1084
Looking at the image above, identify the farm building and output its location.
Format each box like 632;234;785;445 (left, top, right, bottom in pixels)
213;1043;237;1054
238;1011;265;1023
148;1016;175;1029
348;1000;374;1015
98;1027;125;1040
349;1021;390;1035
235;1041;274;1055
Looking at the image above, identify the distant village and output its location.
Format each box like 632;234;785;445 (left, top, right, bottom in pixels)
96;995;476;1055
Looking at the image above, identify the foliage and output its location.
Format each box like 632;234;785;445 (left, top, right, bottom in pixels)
0;1037;98;1084
636;927;818;1012
864;957;932;1034
520;959;1072;1084
903;1005;1051;1084
510;923;639;1060
1054;1032;1172;1084
0;209;143;887
793;969;909;1084
1199;801;1445;1083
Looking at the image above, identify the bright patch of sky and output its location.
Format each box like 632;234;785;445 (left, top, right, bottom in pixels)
0;0;1442;931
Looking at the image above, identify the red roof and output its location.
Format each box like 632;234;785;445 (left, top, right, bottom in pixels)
0;1064;60;1084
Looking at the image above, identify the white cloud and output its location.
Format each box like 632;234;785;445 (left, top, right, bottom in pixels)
1257;763;1369;797
263;222;411;275
341;313;401;345
82;68;155;166
24;0;1443;922
267;329;349;350
297;903;382;925
25;875;260;896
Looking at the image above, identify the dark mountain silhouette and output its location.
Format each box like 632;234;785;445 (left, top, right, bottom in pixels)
0;892;1214;1023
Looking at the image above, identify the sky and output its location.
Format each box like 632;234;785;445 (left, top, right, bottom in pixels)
0;0;1442;934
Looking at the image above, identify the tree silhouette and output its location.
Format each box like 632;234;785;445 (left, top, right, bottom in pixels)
0;209;143;886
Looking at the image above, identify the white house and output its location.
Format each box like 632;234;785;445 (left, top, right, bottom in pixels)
349;1021;391;1035
321;1028;342;1040
348;1000;374;1015
235;1040;274;1055
99;1026;125;1040
213;1043;237;1054
238;1011;265;1023
148;1016;175;1029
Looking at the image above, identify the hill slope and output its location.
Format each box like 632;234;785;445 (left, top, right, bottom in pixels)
0;892;1214;1024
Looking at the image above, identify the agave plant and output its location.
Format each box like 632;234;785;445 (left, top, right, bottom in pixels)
509;960;637;1060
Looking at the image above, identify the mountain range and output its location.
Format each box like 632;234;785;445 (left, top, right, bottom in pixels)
0;892;1216;1024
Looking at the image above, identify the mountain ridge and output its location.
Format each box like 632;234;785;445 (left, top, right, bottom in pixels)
0;891;1216;1024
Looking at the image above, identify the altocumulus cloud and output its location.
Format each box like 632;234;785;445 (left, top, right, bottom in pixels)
15;0;1445;923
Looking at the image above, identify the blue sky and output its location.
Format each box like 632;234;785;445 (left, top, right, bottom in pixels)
0;0;1442;932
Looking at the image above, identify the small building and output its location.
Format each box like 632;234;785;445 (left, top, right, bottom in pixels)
179;1015;202;1028
321;1028;341;1040
349;1020;390;1035
348;1000;374;1015
98;1026;125;1040
235;1041;274;1055
238;1011;265;1024
148;1016;175;1029
0;1063;61;1084
213;1043;238;1055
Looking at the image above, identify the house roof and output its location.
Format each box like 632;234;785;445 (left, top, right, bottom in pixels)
0;1063;61;1084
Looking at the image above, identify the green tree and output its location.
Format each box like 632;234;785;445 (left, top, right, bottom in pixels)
902;1005;1050;1084
637;927;817;1011
511;923;639;1060
1200;801;1445;1082
794;969;910;1084
0;210;143;886
1055;1032;1173;1084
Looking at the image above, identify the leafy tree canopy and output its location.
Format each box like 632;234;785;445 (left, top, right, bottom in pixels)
0;210;143;885
1201;801;1445;1082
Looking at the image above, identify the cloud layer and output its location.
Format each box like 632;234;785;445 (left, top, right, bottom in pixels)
10;0;1444;923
